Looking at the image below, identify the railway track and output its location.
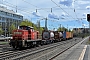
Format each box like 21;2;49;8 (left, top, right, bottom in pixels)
0;38;82;60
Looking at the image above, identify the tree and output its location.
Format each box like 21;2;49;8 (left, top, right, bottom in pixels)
20;19;32;27
20;19;38;30
20;19;44;34
0;25;3;35
68;29;71;32
40;27;44;33
57;27;68;31
0;28;3;35
9;23;16;34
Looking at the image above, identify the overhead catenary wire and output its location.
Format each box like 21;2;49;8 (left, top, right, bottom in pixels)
21;1;58;26
0;1;84;24
21;0;67;21
0;0;33;14
0;0;86;24
0;0;71;22
21;0;65;24
73;0;80;23
51;0;87;26
51;0;75;20
21;0;50;13
50;0;86;29
1;0;85;10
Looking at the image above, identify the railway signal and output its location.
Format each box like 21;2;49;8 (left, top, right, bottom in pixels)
87;14;90;28
87;14;90;21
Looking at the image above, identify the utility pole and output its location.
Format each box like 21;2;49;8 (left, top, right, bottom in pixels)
60;24;61;31
89;21;90;28
31;18;33;27
67;24;68;31
5;19;6;37
45;18;47;30
37;20;40;32
39;20;40;33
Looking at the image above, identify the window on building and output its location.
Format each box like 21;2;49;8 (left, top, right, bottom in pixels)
7;13;12;16
0;11;2;14
2;17;5;20
1;11;6;15
13;14;15;17
20;16;23;19
0;16;1;20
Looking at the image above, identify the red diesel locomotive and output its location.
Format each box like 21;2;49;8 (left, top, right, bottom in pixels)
9;26;41;49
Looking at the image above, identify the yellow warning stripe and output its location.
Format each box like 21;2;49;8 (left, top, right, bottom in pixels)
78;45;87;60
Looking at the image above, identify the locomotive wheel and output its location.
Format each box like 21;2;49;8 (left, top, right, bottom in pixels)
13;45;18;49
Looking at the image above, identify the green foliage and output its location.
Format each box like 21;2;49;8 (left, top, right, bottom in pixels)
39;27;44;33
0;28;3;35
20;19;32;26
68;29;71;32
57;27;68;31
20;19;33;26
20;19;44;34
9;23;16;34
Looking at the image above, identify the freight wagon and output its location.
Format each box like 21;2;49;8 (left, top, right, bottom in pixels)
42;30;63;42
63;31;73;40
42;30;55;44
53;31;63;42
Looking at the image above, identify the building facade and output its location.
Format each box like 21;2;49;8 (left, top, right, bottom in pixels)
0;6;23;36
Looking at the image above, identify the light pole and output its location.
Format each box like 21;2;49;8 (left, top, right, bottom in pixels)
45;18;47;30
37;20;40;32
5;19;6;37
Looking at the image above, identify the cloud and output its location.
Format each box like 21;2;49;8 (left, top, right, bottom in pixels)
78;1;89;5
82;24;88;27
82;13;87;16
86;6;90;9
59;0;73;7
82;13;90;18
48;13;59;19
0;4;7;8
61;12;68;17
32;12;41;17
75;0;90;9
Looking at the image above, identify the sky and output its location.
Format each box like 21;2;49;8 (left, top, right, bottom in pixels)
0;0;90;30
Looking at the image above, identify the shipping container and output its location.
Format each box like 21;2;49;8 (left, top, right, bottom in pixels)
66;32;70;39
63;31;66;40
71;32;73;38
63;31;72;39
69;32;72;38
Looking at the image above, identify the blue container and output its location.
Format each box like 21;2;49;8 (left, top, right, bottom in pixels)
63;31;66;39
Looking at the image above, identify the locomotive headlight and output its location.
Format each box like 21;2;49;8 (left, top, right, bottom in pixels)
23;40;24;42
22;39;25;46
9;40;10;42
8;40;11;43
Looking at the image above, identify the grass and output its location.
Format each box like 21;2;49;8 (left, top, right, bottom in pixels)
0;41;8;45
